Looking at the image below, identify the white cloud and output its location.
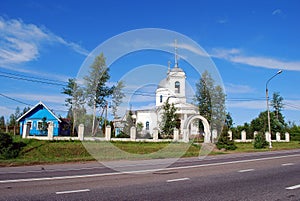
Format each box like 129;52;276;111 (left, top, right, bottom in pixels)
227;100;265;110
225;83;255;94
211;48;300;71
0;106;14;118
272;9;282;16
0;17;89;67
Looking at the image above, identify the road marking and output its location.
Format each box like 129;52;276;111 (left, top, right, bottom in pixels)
286;184;300;190
1;153;299;184
281;163;294;166
56;189;90;195
167;178;190;183
238;169;255;173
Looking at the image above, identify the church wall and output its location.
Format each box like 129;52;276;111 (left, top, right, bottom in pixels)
136;110;158;135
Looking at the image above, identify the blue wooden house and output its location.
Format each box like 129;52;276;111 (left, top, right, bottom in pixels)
17;101;62;136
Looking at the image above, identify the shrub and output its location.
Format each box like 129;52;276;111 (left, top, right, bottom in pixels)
0;132;26;159
253;133;268;149
216;127;237;150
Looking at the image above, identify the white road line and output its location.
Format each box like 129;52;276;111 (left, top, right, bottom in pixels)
286;184;300;190
238;169;254;173
281;163;294;166
1;153;299;184
56;189;90;195
167;178;190;183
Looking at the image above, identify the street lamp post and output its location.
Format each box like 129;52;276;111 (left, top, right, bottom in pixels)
265;70;282;148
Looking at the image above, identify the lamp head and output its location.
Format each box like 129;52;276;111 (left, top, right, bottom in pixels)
277;70;283;74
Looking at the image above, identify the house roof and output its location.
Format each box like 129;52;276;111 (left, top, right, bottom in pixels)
17;101;61;123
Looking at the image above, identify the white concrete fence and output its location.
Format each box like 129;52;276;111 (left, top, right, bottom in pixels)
82;125;184;143
21;123;290;143
233;130;290;143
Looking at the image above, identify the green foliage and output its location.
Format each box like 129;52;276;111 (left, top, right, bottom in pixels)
287;123;300;141
216;126;237;150
271;92;284;119
116;132;130;138
0;133;26;159
250;111;286;135
160;99;178;137
62;78;85;135
194;70;226;133
122;110;134;136
83;53;114;135
0;116;5;127
111;81;125;119
253;133;268;149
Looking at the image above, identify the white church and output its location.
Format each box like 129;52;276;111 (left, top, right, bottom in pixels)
127;43;211;142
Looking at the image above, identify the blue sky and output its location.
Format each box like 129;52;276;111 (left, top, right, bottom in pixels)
0;0;300;126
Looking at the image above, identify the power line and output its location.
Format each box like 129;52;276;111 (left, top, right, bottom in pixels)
0;70;68;84
0;93;34;106
0;93;68;113
0;74;67;86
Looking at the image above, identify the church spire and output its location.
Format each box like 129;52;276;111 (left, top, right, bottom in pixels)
174;39;178;68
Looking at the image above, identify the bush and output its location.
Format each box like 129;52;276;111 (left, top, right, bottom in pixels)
253;133;268;149
216;127;237;150
116;131;130;138
216;137;237;150
0;133;26;159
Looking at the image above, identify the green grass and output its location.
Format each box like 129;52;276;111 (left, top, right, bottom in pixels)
1;137;299;167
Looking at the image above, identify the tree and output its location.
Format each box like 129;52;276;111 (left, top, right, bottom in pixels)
195;70;226;134
122;110;134;137
225;112;233;129
250;111;286;135
62;78;85;135
22;107;30;116
270;92;284;120
111;81;125;119
84;53;114;135
0;116;5;128
194;71;213;123
160;99;178;137
211;85;226;133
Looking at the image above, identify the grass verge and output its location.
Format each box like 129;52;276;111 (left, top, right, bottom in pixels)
0;137;299;167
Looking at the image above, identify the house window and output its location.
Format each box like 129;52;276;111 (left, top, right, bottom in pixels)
37;121;42;130
146;121;149;130
26;121;32;130
175;81;180;93
160;95;163;103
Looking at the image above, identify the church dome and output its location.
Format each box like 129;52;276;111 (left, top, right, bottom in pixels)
157;78;167;89
170;67;184;72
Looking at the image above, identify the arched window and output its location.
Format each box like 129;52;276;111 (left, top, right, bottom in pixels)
160;95;163;103
175;81;180;93
146;121;150;130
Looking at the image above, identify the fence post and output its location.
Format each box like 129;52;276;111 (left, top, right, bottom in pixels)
78;124;84;141
228;130;232;141
285;132;290;142
48;122;54;140
130;126;136;141
253;131;258;139
241;130;246;141
22;124;29;138
153;128;159;141
276;132;281;141
105;125;111;141
173;128;179;142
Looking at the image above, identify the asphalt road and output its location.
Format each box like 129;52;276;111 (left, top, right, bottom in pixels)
0;149;300;201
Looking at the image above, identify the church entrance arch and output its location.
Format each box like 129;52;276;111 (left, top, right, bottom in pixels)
183;115;211;143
